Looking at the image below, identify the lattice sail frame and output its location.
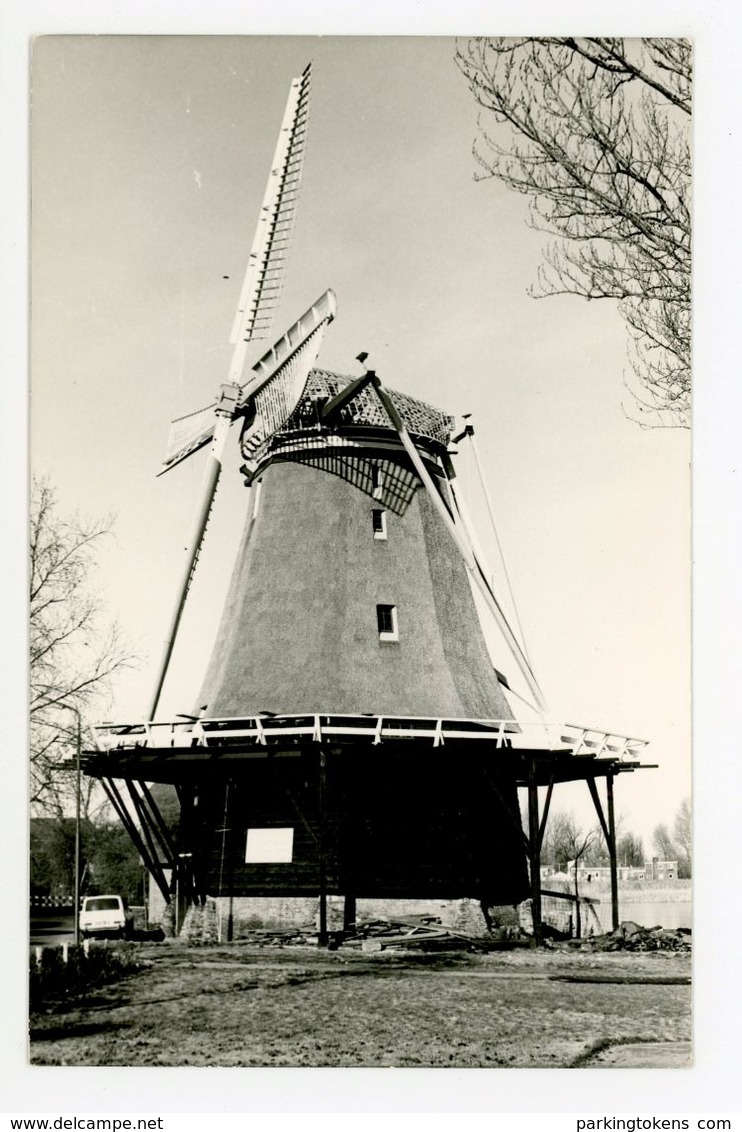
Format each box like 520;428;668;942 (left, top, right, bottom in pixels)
240;324;332;463
160;404;218;474
228;64;312;368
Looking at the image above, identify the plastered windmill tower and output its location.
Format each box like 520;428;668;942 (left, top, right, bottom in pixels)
85;65;651;943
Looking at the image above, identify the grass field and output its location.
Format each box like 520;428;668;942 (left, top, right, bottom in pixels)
29;941;692;1068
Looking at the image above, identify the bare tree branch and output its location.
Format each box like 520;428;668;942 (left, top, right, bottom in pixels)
29;477;138;816
652;797;691;877
455;37;691;426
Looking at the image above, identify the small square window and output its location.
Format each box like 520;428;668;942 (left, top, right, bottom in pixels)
371;509;387;539
377;603;398;641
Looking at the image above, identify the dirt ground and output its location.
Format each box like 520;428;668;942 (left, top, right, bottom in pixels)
29;940;692;1068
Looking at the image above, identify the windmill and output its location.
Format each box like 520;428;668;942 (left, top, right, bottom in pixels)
84;62;653;945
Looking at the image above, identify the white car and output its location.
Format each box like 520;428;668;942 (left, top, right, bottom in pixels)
79;895;133;940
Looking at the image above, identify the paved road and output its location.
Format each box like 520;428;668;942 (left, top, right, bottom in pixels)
30;914;160;946
30;913;75;947
586;1041;692;1068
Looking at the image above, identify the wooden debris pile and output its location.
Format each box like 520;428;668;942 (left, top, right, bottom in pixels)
235;925;317;945
572;921;691;953
350;914;527;952
175;910;532;950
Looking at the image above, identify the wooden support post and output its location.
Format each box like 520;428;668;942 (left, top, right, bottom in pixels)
343;895;357;933
126;781;175;897
177;785;206;905
537;776;555;855
226;887;234;940
102;777;170;903
216;780;231;942
226;780;235;942
317;749;328;946
586;775;620;932
607;772;619;932
527;758;543;947
139;781;178;861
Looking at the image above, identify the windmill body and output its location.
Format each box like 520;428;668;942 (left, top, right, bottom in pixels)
198;370;514;722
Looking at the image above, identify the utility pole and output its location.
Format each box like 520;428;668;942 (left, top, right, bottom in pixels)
58;703;83;946
74;709;81;946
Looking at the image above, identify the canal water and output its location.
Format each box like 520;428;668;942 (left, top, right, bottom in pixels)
592;898;692;933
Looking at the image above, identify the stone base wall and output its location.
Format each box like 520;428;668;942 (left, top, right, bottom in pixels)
188;895;496;938
224;895;322;931
357;897;485;932
219;895;493;934
147;873;514;939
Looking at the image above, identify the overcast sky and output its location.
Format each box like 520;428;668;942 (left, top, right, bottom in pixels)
30;35;690;847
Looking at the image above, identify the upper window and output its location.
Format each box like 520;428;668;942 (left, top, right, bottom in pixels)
371;509;387;540
377;603;398;641
252;479;262;520
371;463;384;499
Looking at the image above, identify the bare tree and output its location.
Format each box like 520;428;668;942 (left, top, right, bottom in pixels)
542;809;573;871
31;812;145;902
29;478;135;815
617;830;644;867
672;796;691;870
652;822;676;861
652;797;691;878
544;811;598;937
455;37;691;426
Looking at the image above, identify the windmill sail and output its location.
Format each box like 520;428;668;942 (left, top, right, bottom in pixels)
240;289;337;465
158;64;313;479
159;403;217;475
228;63;312;382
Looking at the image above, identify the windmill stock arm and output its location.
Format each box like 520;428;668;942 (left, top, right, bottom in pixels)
369;375;546;715
148;401;236;720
